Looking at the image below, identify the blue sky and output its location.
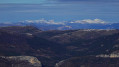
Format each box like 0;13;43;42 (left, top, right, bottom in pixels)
0;0;119;23
0;0;47;4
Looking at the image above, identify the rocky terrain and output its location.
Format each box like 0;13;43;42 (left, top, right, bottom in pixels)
55;56;119;67
0;56;42;67
0;26;119;67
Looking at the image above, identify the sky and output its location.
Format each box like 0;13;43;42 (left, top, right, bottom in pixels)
0;0;119;23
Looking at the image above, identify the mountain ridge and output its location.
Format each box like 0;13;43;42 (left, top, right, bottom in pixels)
1;19;119;30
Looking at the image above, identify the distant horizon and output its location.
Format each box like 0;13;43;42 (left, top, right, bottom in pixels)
0;18;119;24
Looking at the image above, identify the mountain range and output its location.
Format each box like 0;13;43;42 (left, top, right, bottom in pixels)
0;26;119;67
0;19;119;30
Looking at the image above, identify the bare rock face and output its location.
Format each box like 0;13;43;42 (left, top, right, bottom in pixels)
0;56;42;67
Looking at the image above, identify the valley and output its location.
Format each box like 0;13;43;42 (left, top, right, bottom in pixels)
0;26;119;67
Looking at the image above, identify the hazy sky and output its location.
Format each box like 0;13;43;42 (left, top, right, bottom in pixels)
0;0;119;23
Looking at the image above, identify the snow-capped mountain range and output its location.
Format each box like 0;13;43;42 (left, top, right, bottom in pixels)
0;19;119;30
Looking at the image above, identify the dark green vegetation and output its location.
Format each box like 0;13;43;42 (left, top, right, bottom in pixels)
0;26;119;67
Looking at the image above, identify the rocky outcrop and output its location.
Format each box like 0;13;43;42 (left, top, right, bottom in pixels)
96;54;119;58
96;51;119;58
0;56;42;67
55;60;65;67
55;56;119;67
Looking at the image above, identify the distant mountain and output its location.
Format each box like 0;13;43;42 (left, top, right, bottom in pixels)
0;19;119;30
